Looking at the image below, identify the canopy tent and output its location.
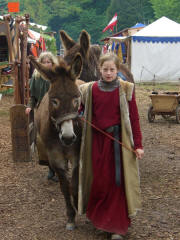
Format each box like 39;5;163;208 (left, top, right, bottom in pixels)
0;15;47;47
28;29;57;56
27;29;46;57
109;36;130;42
130;23;146;29
29;22;47;31
101;22;145;69
131;16;180;83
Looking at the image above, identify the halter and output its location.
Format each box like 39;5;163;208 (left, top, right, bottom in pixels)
51;112;79;131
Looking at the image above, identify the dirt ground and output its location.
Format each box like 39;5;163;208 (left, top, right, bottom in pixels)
0;85;180;240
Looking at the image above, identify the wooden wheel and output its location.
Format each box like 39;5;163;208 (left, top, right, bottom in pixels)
148;105;155;123
176;105;180;124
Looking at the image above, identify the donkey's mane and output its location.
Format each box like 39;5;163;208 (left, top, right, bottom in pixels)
54;58;70;76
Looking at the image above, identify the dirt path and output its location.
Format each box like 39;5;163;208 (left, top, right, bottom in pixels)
0;86;180;240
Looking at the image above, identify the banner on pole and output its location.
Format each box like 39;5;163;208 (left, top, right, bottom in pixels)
8;2;20;13
102;13;117;33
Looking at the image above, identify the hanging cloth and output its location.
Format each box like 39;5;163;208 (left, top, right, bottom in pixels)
117;43;123;63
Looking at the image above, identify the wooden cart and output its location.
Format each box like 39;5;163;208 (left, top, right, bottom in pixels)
148;92;180;124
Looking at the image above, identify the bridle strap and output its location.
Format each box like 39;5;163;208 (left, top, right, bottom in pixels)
51;112;78;129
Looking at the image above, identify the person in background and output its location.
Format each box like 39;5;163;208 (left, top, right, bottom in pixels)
117;71;126;80
25;51;58;182
79;53;144;240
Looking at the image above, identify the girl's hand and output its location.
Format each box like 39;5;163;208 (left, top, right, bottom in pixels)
25;107;31;115
135;148;144;159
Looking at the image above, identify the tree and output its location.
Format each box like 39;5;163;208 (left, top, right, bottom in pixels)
49;0;110;46
19;0;49;25
0;0;8;15
106;0;154;31
150;0;180;22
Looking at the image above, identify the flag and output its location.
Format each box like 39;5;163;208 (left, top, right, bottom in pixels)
8;2;20;13
102;13;117;33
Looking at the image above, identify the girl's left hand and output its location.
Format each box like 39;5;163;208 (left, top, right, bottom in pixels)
135;148;144;159
25;107;31;115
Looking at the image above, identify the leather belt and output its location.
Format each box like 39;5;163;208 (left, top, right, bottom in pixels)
105;125;121;186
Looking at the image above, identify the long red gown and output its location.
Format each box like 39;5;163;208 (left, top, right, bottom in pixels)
86;82;142;235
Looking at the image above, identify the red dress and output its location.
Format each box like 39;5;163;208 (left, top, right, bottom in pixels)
86;82;142;235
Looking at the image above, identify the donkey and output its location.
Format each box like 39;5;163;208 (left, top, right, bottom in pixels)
60;29;101;82
60;29;134;83
29;53;83;230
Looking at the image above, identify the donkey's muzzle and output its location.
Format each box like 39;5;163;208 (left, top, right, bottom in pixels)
59;119;77;146
60;134;77;146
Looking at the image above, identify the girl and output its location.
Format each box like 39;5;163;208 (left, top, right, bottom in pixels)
26;51;58;181
78;53;144;240
25;51;57;115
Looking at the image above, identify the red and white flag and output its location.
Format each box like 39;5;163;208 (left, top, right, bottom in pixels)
102;13;117;32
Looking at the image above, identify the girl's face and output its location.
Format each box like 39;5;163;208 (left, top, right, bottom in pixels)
41;57;53;67
100;60;118;82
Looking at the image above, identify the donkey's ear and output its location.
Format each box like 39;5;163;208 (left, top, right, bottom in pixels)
29;55;56;83
70;53;82;81
79;30;90;57
59;30;76;51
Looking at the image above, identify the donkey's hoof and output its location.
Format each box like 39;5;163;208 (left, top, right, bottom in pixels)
66;222;75;230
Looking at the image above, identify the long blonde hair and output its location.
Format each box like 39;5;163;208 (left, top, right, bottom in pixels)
34;51;58;79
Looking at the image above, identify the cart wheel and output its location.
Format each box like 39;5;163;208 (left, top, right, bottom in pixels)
176;105;180;124
148;106;155;123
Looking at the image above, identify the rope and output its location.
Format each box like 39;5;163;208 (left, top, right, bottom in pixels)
80;117;136;154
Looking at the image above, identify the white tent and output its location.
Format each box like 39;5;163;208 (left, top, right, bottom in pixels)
131;16;180;83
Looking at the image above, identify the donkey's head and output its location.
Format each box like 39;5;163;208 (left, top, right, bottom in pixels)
60;30;101;82
29;53;82;146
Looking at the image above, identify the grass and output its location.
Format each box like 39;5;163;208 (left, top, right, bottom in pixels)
136;82;180;92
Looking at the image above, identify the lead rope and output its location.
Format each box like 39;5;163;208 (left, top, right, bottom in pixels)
80;117;136;154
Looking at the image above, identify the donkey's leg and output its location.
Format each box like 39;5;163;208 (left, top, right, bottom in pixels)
71;165;79;210
56;168;76;230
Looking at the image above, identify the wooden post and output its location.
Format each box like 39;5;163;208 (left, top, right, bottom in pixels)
126;39;131;70
10;14;31;162
3;15;14;62
10;105;31;162
25;61;30;104
13;61;21;104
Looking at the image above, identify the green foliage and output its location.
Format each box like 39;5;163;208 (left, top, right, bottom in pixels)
150;0;180;22
19;0;49;25
41;33;57;55
49;0;110;47
57;8;108;44
106;0;154;31
0;0;9;15
49;0;82;17
2;0;180;51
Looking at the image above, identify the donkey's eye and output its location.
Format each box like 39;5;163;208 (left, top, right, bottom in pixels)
51;98;60;108
72;98;80;108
